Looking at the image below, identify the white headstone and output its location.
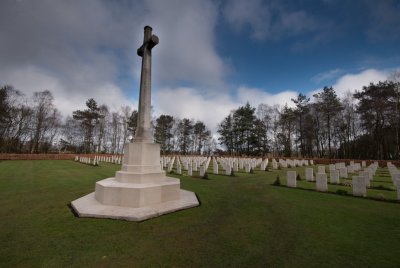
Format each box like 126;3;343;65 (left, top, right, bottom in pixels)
316;173;328;192
272;160;278;170
339;167;348;178
305;168;314;182
193;161;198;172
318;166;326;174
287;171;297;188
188;164;193;176
347;165;354;174
225;165;232;175
330;170;340;184
361;161;366;168
233;160;238;172
352;176;367;197
176;164;182;175
245;163;251;173
357;171;370;187
329;164;336;173
260;162;266;171
199;166;205;177
213;162;218;175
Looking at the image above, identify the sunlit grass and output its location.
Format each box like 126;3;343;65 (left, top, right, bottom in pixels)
1;160;400;267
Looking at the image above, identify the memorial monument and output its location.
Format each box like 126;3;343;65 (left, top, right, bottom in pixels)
71;26;199;221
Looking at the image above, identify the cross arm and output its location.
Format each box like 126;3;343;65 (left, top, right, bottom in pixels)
137;35;159;57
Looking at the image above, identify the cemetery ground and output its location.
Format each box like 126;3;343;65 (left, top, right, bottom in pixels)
1;161;400;267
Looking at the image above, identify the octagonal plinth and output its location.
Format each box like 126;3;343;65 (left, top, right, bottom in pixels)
94;177;180;207
71;189;199;222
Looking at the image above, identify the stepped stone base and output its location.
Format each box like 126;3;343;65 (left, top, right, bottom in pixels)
71;141;199;222
71;189;198;222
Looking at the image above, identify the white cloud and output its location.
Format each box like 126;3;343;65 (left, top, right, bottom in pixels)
0;0;228;120
154;86;299;133
223;0;271;40
308;68;390;98
333;69;389;96
154;87;239;133
0;0;142;117
140;0;228;88
154;68;394;133
311;68;343;84
1;65;135;116
237;86;298;108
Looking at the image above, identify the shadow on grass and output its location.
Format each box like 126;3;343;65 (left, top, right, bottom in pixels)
370;185;395;191
67;203;79;218
373;179;393;183
271;184;400;204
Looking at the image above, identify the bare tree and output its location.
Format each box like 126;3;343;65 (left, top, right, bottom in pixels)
30;90;56;153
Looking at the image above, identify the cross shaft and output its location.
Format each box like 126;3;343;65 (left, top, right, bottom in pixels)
135;26;159;142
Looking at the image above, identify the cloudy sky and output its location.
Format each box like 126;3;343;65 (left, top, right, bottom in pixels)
1;0;400;133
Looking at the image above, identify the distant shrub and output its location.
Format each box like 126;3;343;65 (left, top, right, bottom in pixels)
250;168;254;174
342;181;352;187
376;193;386;200
169;170;174;174
265;167;269;171
273;175;281;186
230;170;235;177
336;189;348;195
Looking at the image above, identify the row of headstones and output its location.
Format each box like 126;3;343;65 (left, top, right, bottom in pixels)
74;155;122;166
74;156;98;166
287;162;384;198
273;159;312;169
174;156;312;176
179;156;211;173
160;156;317;176
161;156;212;177
216;157;265;174
161;156;269;176
161;156;265;176
216;157;311;173
162;156;208;170
95;155;122;165
305;161;374;181
387;163;400;193
177;156;211;176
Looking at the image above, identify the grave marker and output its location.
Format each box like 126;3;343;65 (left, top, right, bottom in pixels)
287;171;297;188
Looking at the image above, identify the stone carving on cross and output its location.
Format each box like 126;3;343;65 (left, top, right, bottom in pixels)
137;26;159;57
135;26;159;142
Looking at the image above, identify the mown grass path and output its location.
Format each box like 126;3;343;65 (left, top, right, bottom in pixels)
1;160;400;267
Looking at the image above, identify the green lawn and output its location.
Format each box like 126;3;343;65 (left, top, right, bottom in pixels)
1;160;400;267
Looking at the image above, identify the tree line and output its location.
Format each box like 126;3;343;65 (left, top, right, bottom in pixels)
217;75;400;160
2;73;400;159
0;85;214;154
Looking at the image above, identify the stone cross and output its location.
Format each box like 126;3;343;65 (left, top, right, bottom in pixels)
135;26;159;142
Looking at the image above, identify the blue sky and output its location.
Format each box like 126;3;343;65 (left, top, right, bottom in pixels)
1;0;399;133
215;0;400;93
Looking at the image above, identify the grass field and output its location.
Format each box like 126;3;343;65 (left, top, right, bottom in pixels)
1;160;400;267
